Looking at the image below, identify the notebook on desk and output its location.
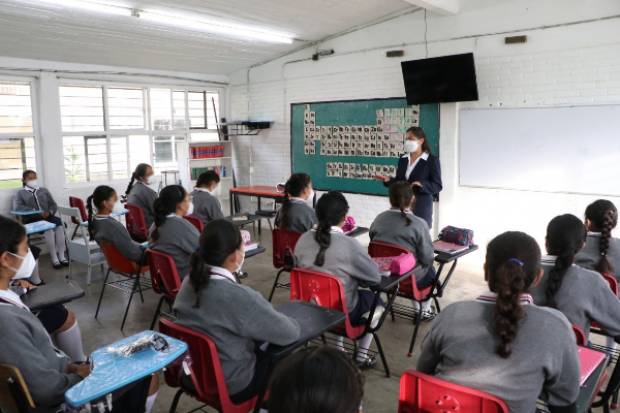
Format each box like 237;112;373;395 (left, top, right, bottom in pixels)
578;346;606;386
433;240;469;254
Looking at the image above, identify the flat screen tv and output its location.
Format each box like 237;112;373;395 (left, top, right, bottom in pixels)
401;53;478;104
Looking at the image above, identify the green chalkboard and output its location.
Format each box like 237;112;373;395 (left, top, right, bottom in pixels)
290;97;439;196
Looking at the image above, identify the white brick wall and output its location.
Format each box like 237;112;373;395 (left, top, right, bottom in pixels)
229;0;620;269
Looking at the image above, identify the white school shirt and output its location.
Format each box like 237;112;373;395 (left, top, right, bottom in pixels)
402;151;429;180
210;266;238;284
0;288;29;310
194;187;213;194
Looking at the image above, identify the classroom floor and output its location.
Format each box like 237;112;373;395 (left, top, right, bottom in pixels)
37;230;604;413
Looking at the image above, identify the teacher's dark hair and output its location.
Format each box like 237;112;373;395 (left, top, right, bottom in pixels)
406;126;432;155
314;191;349;266
268;347;364;413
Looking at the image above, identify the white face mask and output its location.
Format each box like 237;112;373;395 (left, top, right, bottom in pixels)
112;202;125;213
404;140;419;153
235;252;245;274
8;249;36;280
25;180;39;190
186;202;195;216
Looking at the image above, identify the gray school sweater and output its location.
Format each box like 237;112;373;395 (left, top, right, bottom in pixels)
369;209;435;280
149;215;200;278
294;229;380;311
274;199;317;233
127;182;158;228
0;303;81;411
575;233;620;280
14;187;58;214
173;275;300;395
417;298;580;413
93;216;144;263
529;256;620;338
191;189;224;224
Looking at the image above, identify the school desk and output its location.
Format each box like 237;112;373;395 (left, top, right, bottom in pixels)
65;330;187;408
245;245;266;259
345;226;370;238
21;279;84;312
251;301;346;413
229;186;288;234
10;209;43;216
24;220;56;235
431;243;479;312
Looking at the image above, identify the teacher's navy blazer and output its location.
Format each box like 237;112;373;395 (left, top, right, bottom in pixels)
384;152;442;227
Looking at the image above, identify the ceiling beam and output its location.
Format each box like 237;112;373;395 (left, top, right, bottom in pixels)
403;0;459;15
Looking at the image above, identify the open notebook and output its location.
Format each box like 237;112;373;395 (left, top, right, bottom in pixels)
578;346;606;386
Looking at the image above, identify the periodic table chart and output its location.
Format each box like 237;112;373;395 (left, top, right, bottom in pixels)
291;98;439;196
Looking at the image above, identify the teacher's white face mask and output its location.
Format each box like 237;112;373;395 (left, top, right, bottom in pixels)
404;140;419;153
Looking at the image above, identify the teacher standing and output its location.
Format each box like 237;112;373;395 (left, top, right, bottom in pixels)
375;126;442;227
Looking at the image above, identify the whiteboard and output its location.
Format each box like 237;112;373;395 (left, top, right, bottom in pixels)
459;106;620;196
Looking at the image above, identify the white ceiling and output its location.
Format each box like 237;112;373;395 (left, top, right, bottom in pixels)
0;0;415;75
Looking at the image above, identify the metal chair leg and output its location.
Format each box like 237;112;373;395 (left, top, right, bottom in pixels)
374;333;390;378
121;277;139;330
408;304;423;357
268;269;286;302
136;274;145;303
150;296;165;330
94;269;111;319
168;388;184;413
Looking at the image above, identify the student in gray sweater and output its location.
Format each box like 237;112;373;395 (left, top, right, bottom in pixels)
191;170;224;224
174;219;300;403
275;173;317;233
0;216;89;411
150;185;200;278
295;191;382;369
530;214;620;341
125;163;158;228
418;231;580;413
370;181;436;317
14;170;68;268
575;199;620;281
88;186;146;264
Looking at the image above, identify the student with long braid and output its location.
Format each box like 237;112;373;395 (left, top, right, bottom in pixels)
125;163;158;228
529;214;620;340
149;185;200;278
294;191;382;369
87;186;145;264
575;199;620;280
418;231;579;412
369;181;436;318
274;173;317;233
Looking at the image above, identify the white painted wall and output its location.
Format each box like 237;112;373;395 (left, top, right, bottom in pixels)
0;56;228;216
228;0;620;271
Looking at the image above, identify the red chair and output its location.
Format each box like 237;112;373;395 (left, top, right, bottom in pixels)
268;228;302;301
147;249;182;330
398;370;509;413
95;241;150;330
159;318;258;413
289;268;390;377
125;203;149;242
183;215;205;233
572;324;587;346
368;241;434;357
69;196;88;239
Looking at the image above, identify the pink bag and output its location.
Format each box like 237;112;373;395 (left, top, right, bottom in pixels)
372;253;416;276
342;215;356;233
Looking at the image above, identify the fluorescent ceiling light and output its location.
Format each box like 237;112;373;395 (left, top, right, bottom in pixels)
139;10;294;44
31;0;132;16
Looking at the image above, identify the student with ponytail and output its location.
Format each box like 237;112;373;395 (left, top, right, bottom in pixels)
174;219;300;403
370;181;436;317
149;185;199;278
576;199;620;280
418;231;580;413
294;191;382;369
529;214;620;340
191;171;224;224
88;186;145;264
125;163;158;227
274;173;317;233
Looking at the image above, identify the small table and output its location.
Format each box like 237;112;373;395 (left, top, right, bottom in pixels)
65;330;187;408
245;245;266;259
431;244;479;312
21;280;85;312
345;226;369;238
24;220;57;235
11;209;42;217
229;186;288;234
575;347;608;413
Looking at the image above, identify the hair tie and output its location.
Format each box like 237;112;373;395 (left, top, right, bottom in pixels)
507;258;524;267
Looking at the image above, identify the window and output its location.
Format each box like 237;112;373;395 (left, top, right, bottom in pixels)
61;83;220;183
0;82;36;189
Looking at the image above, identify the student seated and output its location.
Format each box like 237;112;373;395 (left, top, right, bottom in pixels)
294;191;382;369
191;170;224;224
274;173;317;233
173;219;300;403
369;181;436;318
575;199;620;280
125;163;158;228
417;231;580;413
150;185;200;278
87;186;146;264
14;170;68;269
529;214;620;340
268;347;364;413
